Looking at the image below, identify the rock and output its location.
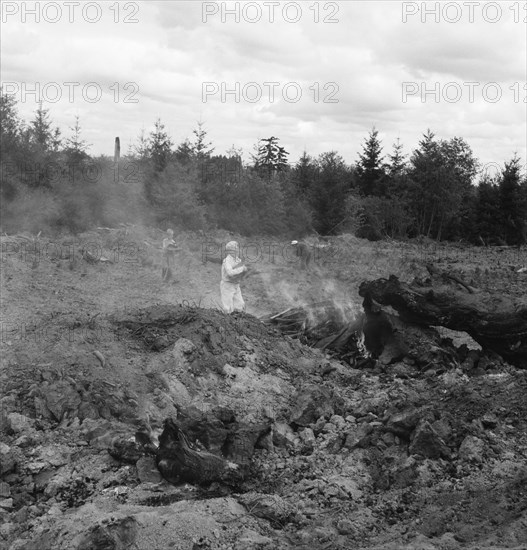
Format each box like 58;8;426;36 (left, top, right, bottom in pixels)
0;498;13;510
173;338;196;362
7;412;35;433
322;422;336;433
222;422;271;463
458;435;484;462
82;420;122;446
326;475;362;499
44;478;61;498
431;418;452;441
14;433;41;448
0;521;15;539
0;481;11;498
461;349;480;371
329;415;346;429
313;416;327;435
255;431;274;452
107;435;146;464
390;361;419;378
75;516;138;550
164;375;192;408
14;506;29;523
41;380;82;422
385;408;421;439
0;394;17;420
26;461;48;474
238;492;293;524
272;422;296;448
336;518;354;535
0;443;16;475
477;354;494;370
481;413;498;429
136;456;163;484
343;423;374;450
289;385;334;427
352;396;387;418
36;446;71;467
299;427;316;445
409;421;450;459
389;456;418;488
235;529;273;549
321;433;344;454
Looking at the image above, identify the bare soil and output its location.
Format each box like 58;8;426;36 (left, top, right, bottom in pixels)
1;226;526;550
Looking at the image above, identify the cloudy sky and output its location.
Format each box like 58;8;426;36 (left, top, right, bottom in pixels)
1;0;526;176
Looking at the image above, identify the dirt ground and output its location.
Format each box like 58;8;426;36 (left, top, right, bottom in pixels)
1;226;526;549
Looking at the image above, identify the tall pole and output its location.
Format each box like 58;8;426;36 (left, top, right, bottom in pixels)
114;137;120;182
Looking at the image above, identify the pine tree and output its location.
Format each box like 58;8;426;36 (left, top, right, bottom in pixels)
133;127;150;161
387;138;407;178
0;88;22;156
0;89;24;199
356;127;385;196
408;131;478;239
292;151;318;196
64;115;90;165
254;137;289;182
174;139;194;165
29;101;61;152
147;118;173;173
498;155;525;245
310;151;351;234
192;121;215;160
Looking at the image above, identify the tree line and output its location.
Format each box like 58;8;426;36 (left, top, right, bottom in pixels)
1;90;525;245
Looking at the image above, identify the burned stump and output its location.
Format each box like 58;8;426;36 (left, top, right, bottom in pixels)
359;274;527;369
155;418;241;486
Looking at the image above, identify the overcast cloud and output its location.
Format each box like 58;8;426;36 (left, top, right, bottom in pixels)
1;0;525;174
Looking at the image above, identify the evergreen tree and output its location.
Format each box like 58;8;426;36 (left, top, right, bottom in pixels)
408;130;478;239
64;115;90;165
498;155;525;245
0;89;22;156
356;127;386;196
0;89;24;199
133;127;150;161
29;101;61;153
310;151;351;234
253;137;289;182
174;139;194;165
23;102;62;188
192;121;215;160
292;151;318;196
147;118;173;173
387;138;407;179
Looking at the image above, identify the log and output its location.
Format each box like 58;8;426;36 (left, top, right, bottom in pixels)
359;274;527;368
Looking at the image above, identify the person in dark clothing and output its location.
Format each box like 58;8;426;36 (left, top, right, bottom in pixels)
291;240;312;270
162;229;179;282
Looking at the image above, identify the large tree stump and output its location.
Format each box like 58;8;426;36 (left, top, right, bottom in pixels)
359;275;527;368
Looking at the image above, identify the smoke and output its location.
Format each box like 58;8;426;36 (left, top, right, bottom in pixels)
258;268;361;326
